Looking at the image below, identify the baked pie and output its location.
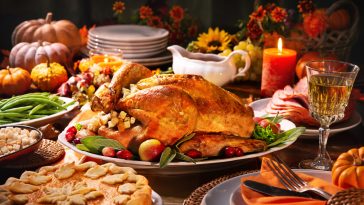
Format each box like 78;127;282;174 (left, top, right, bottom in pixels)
0;162;152;205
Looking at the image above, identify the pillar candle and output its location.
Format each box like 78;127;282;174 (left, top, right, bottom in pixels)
261;38;297;97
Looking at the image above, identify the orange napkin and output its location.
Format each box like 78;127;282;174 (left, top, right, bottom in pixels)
241;157;342;205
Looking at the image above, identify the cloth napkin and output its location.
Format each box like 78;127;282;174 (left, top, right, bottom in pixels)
241;157;342;205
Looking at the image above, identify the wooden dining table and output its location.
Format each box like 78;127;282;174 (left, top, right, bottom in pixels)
0;81;363;205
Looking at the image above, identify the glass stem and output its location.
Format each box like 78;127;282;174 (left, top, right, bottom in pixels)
317;126;330;161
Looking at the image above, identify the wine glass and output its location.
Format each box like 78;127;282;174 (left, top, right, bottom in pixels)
299;60;359;170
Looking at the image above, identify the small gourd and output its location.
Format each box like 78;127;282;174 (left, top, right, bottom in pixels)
332;147;364;189
31;59;68;92
0;67;31;96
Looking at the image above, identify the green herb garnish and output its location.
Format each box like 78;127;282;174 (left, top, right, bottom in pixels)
80;136;125;154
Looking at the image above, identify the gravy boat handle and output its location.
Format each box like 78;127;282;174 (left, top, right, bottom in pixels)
229;50;251;77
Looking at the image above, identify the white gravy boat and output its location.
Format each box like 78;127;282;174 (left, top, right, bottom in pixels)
167;45;251;86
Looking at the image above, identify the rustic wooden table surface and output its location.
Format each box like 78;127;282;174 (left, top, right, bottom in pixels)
0;82;363;205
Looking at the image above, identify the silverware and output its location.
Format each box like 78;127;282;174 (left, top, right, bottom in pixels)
266;154;332;200
243;180;312;198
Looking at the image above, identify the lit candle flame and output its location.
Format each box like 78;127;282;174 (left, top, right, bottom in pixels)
104;54;109;63
278;38;283;53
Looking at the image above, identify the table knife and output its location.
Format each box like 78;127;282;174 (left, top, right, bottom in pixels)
243;180;312;198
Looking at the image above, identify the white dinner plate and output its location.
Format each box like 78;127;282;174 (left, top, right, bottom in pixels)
89;25;169;42
201;169;331;205
59;118;297;175
89;36;168;48
2;97;78;128
87;40;168;54
87;44;165;59
249;98;362;138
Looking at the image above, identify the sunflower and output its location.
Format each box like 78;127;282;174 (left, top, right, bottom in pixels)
196;27;231;53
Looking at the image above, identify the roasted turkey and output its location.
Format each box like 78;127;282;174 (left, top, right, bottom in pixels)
78;62;266;157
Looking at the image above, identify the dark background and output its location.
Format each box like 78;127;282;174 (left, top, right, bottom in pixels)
0;0;363;75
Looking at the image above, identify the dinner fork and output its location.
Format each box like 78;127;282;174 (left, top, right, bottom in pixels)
266;154;332;200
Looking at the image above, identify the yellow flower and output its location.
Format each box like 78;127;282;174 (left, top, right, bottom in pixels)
113;1;125;14
196;28;231;53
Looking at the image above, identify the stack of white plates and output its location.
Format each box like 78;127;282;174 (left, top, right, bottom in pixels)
87;25;172;66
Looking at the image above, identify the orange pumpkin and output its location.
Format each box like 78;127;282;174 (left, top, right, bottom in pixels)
328;9;351;30
0;67;31;96
11;12;81;54
295;52;337;79
332;147;364;189
9;41;71;72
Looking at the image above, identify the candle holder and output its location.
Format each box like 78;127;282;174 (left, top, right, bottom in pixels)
87;48;124;73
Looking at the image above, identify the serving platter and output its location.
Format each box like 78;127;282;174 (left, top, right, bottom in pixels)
59;119;297;175
201;169;331;205
250;98;362;138
1;97;78;128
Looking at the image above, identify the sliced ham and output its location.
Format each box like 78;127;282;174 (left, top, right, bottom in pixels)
265;78;319;126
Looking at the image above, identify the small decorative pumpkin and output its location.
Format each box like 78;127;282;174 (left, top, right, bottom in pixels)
296;51;337;79
31;61;68;92
303;9;328;38
0;67;31;96
11;12;81;54
332;147;364;189
9;41;71;72
328;9;351;30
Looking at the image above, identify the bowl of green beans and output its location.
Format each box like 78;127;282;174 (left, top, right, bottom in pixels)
0;92;78;127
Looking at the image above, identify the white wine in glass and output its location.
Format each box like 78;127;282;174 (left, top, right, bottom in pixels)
299;60;359;170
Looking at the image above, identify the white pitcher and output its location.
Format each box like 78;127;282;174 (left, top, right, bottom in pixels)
167;45;251;86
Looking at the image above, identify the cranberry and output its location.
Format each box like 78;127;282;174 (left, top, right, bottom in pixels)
185;149;202;158
224;147;235;158
234;148;244;157
116;150;133;160
67;126;77;135
102;147;116;157
73;138;81;144
65;132;75;142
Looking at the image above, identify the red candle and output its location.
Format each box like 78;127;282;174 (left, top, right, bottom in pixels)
261;38;297;97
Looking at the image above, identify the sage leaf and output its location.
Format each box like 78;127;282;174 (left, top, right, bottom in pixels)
159;147;176;168
76;144;91;152
268;127;306;148
81;136;125;153
175;133;196;148
175;152;196;163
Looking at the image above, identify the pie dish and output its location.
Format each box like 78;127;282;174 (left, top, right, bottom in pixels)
0;161;152;205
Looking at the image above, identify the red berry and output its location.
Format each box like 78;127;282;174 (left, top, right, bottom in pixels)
65;132;75;142
116;150;133;160
73;138;81;144
234;148;244;157
67;126;77;134
185;149;202;158
102;147;116;157
224;147;235;158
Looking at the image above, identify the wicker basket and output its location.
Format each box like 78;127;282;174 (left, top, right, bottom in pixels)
296;0;359;60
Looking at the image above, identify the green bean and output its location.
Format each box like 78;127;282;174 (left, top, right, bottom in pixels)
27;115;47;119
1;98;65;110
62;100;76;108
34;110;63;115
0;112;26;118
29;104;46;115
0;95;52;110
2;105;33;113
